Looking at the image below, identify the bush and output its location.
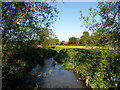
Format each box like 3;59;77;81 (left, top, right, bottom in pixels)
54;52;68;63
2;47;57;89
54;48;120;88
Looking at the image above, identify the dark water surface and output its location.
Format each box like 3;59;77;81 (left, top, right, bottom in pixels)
16;58;85;89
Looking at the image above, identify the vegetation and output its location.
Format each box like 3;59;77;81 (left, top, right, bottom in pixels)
53;45;105;50
2;1;58;89
2;47;57;89
1;0;120;89
54;48;120;88
54;1;120;89
2;2;59;49
79;31;91;46
68;37;79;45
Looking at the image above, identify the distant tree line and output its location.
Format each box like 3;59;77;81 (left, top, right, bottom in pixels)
59;1;120;47
58;30;120;47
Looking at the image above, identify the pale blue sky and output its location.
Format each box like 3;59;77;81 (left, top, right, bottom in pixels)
50;2;100;41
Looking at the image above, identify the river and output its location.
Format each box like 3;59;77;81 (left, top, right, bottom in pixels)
16;57;85;89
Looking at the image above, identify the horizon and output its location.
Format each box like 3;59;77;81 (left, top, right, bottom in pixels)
50;2;101;41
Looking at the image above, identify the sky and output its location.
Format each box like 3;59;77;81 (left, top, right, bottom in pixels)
49;2;99;41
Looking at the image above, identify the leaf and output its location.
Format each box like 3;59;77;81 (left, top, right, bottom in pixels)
17;22;20;24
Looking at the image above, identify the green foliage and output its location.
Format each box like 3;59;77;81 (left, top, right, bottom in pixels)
2;2;59;50
2;47;57;89
52;61;58;66
54;48;120;88
34;83;38;90
54;52;67;63
60;41;65;45
68;37;79;45
2;2;58;89
62;62;74;69
79;1;120;46
78;3;120;88
79;31;91;45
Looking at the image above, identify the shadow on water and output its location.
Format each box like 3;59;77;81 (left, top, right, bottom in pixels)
16;57;86;89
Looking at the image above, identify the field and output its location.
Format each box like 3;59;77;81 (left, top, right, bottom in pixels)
51;45;114;51
56;45;103;48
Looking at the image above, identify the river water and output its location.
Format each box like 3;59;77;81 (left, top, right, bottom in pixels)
16;57;85;89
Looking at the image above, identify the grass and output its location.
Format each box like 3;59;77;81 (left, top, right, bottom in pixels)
56;45;103;48
49;45;116;51
51;45;103;51
62;62;74;69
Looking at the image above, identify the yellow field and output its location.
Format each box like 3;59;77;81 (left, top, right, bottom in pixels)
55;45;103;49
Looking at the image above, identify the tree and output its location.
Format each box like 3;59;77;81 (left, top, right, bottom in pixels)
98;1;119;31
79;1;120;88
68;37;79;45
60;41;65;45
80;8;101;46
80;1;120;46
99;35;108;46
2;2;59;50
54;38;59;45
41;37;59;47
79;31;91;45
97;1;120;46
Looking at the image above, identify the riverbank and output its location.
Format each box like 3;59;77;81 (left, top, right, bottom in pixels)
2;46;120;89
16;57;86;89
2;47;57;89
53;48;120;88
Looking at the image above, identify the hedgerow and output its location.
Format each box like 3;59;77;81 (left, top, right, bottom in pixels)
54;48;120;88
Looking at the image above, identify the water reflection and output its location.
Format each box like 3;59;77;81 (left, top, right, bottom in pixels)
16;57;84;88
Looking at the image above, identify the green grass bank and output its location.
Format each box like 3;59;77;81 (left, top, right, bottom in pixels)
53;47;120;88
